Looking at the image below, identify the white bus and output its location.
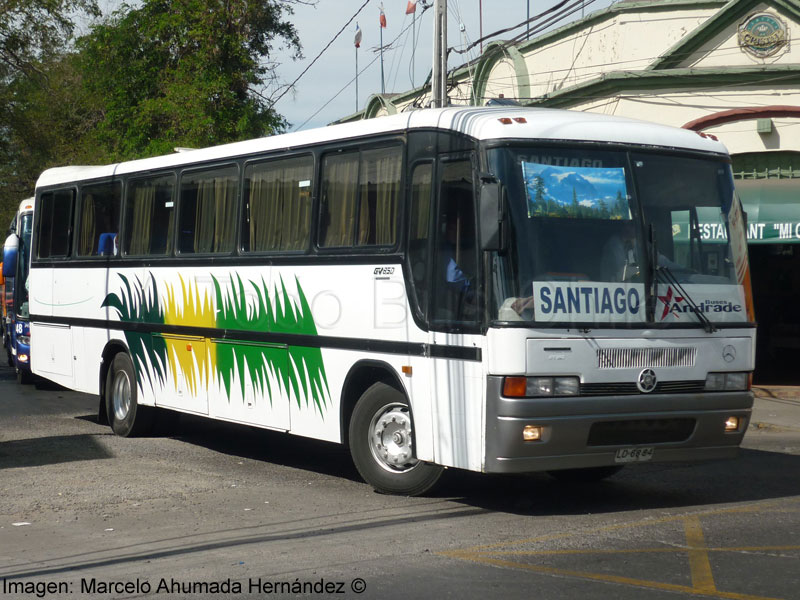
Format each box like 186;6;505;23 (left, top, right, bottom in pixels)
30;107;755;495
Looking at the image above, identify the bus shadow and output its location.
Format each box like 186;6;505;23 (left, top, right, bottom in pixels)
163;412;362;483
0;434;113;469
437;447;800;516
148;410;800;513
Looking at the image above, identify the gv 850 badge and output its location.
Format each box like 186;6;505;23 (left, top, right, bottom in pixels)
637;368;657;393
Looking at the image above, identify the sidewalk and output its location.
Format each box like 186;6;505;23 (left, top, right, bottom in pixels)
751;386;800;432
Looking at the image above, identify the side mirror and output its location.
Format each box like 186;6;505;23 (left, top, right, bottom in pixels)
479;175;505;252
3;233;19;279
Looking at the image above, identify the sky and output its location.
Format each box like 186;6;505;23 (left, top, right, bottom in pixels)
270;0;616;132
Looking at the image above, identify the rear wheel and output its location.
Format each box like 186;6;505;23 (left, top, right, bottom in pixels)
349;382;443;496
105;352;153;437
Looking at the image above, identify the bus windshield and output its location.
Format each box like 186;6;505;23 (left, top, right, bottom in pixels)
487;146;749;327
16;212;33;319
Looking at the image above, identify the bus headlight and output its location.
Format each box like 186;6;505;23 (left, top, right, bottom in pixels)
503;376;580;398
17;335;30;346
704;372;749;391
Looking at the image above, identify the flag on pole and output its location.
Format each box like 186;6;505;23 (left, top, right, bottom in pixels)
379;4;387;28
406;0;417;14
354;23;362;47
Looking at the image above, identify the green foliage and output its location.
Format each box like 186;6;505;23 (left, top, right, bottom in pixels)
0;0;302;217
75;0;302;160
0;0;99;225
0;0;99;81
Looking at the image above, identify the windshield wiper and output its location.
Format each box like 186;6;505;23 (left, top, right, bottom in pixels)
655;265;717;334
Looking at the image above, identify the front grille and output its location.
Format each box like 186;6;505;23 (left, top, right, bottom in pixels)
587;418;696;446
580;380;706;396
597;347;697;369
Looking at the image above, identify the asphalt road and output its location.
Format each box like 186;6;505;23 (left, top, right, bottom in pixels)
1;364;799;600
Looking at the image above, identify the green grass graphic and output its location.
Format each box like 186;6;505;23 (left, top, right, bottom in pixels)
103;272;330;415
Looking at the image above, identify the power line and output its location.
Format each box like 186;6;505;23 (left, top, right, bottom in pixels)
272;0;373;108
296;3;432;130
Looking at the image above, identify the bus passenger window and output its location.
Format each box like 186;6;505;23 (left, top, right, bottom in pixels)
37;189;75;258
243;155;313;252
357;146;401;247
319;151;359;248
319;146;401;248
77;181;121;257
124;175;175;256
178;166;238;254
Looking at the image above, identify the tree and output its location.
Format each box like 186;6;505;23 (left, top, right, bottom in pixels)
531;176;546;216
75;0;304;160
1;0;98;81
0;0;99;225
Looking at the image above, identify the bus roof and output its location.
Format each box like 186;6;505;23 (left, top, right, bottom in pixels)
35;107;728;189
17;197;35;214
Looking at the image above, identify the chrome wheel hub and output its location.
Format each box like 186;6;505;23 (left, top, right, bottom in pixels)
111;369;132;422
369;403;419;473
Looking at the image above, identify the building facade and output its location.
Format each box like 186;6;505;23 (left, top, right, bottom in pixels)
345;0;800;380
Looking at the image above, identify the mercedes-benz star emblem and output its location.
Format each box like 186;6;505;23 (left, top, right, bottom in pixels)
722;345;736;363
637;368;657;393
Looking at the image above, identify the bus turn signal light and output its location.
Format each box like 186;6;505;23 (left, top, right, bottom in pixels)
503;376;580;398
503;377;528;397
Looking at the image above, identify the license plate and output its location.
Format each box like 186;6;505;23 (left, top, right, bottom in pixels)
615;447;654;463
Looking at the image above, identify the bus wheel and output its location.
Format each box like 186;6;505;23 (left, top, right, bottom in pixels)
105;352;153;437
349;382;443;496
547;465;624;482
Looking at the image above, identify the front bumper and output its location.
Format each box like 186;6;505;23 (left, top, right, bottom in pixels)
484;375;753;473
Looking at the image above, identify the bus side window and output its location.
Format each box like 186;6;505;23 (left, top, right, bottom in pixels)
408;162;433;319
318;146;402;249
357;146;401;247
431;159;478;324
243;155;313;253
37;189;75;258
178;166;238;255
77;181;121;257
124;175;176;256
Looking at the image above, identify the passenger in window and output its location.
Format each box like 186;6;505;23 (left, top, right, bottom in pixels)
437;195;477;320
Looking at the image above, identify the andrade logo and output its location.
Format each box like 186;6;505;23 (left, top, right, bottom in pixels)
657;286;743;321
738;12;789;58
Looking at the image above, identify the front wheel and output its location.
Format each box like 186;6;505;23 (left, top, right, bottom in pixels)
349;383;443;496
105;352;153;437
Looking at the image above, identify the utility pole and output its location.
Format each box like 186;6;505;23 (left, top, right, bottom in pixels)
431;0;447;108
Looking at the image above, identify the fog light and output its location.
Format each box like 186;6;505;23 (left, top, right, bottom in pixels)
18;354;29;363
523;425;543;441
724;416;740;432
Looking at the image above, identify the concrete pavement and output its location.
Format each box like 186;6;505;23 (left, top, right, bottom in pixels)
752;385;800;432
